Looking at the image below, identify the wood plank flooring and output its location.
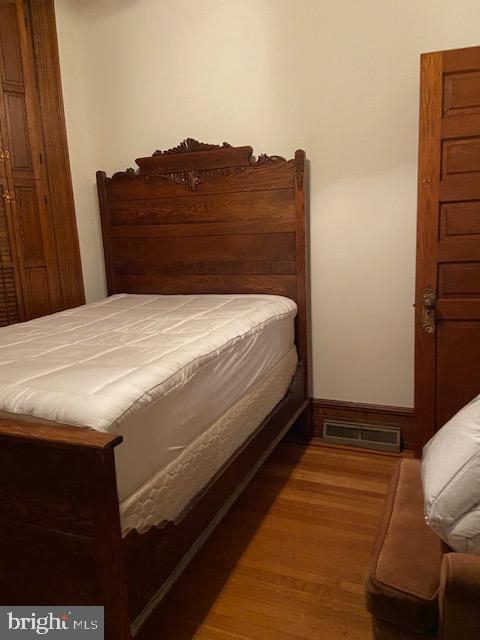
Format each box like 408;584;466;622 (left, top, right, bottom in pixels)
139;443;400;640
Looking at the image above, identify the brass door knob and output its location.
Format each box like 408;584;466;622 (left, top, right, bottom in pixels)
422;287;436;334
2;191;15;204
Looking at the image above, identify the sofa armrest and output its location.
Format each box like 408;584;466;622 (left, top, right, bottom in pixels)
439;552;480;640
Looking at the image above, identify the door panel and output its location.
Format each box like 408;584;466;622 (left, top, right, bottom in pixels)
15;182;45;263
439;202;480;238
416;45;480;454
443;71;480;116
22;266;50;319
0;1;23;88
2;88;34;178
442;138;480;178
438;263;480;297
436;323;480;428
10;177;57;317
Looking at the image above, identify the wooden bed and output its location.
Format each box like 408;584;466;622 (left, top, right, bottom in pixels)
0;139;310;639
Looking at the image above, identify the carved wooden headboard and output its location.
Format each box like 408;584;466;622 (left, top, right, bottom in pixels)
96;138;308;370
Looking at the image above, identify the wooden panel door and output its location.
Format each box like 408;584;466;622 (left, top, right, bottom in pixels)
0;0;60;320
415;45;480;453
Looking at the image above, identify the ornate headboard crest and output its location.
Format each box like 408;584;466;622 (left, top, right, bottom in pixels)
153;138;232;155
110;138;300;191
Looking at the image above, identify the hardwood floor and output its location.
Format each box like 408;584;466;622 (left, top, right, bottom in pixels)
138;442;400;640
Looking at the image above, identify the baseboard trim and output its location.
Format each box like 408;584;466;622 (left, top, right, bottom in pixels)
311;398;414;450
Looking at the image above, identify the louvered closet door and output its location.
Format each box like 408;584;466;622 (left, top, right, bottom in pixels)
0;0;60;321
0;170;23;325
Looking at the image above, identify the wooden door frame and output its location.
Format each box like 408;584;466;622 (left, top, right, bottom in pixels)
24;0;85;309
414;52;443;457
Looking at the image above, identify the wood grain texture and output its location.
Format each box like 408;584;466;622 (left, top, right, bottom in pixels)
108;190;295;228
137;443;398;640
0;417;122;449
0;427;131;640
92;447;131;640
311;399;414;450
0;0;84;322
25;0;85;309
438;263;480;296
436;322;480;428
111;232;296;269
105;165;295;201
114;274;298;299
415;51;442;456
439;202;480;238
415;45;480;453
97;140;309;419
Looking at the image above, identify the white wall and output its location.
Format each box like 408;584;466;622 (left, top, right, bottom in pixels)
55;0;480;407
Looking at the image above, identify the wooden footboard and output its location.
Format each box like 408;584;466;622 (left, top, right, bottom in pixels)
0;420;131;640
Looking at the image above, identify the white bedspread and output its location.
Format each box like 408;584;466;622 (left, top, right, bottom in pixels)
0;293;297;432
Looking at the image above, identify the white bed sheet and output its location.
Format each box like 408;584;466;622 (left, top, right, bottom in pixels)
0;293;297;503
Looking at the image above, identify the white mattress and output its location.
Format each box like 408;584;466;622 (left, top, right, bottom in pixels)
0;293;297;509
120;347;297;534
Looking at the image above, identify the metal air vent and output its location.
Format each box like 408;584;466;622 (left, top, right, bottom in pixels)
323;420;400;452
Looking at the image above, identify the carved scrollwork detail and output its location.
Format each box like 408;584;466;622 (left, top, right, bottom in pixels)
111;167;136;179
154;138;232;156
108;142;301;191
159;170;201;191
158;166;243;191
255;154;286;165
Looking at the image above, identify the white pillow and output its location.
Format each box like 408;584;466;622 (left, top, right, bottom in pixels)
422;394;480;554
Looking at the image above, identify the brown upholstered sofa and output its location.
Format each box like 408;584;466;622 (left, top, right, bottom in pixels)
365;458;480;639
